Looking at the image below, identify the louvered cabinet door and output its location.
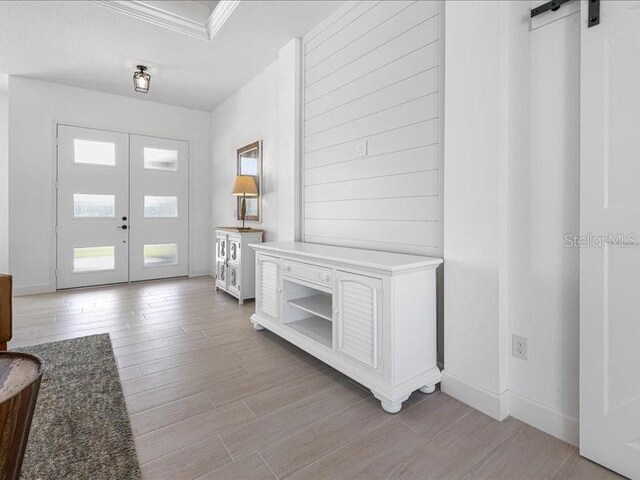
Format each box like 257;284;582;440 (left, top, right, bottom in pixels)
335;272;382;371
257;255;279;321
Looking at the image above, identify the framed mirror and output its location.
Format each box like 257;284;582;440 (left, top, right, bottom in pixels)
237;141;262;222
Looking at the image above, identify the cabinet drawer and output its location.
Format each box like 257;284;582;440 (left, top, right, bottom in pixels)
281;260;332;287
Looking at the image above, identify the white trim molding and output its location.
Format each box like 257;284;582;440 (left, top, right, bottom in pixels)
93;0;240;41
189;268;212;278
442;369;579;446
509;390;579;446
441;369;510;421
206;0;240;40
13;283;55;297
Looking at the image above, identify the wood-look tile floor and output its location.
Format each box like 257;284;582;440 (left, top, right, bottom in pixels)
9;277;624;480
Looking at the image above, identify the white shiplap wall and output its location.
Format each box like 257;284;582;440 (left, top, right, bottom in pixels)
302;0;442;256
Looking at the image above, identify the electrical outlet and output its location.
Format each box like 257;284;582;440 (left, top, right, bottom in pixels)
512;334;528;360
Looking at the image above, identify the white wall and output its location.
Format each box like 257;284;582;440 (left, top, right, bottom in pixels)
443;0;580;444
301;0;442;257
442;0;510;419
210;36;303;254
210;60;280;242
8;76;212;294
278;38;302;242
0;91;8;274
507;1;580;443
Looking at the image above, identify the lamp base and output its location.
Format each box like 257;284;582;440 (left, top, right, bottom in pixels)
241;196;247;229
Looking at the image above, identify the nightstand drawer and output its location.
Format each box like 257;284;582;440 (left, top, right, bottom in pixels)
281;260;332;287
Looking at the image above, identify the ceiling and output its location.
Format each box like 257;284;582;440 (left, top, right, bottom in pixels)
0;1;342;111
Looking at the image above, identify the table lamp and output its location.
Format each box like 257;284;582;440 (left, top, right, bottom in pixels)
232;175;258;230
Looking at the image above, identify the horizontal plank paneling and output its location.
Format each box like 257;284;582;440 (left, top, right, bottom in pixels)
304;219;438;247
305;94;438;152
306;22;438;104
305;144;438;186
303;0;441;256
306;2;438;85
305;235;440;257
306;1;414;69
303;1;369;53
306;69;438;136
305;170;437;203
305;119;438;170
305;196;438;222
306;44;439;119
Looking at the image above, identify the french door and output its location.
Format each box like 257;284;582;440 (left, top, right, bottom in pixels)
56;125;189;289
580;1;640;478
129;134;189;281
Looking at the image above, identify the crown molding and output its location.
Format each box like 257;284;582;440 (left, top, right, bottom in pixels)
93;0;240;41
206;0;240;39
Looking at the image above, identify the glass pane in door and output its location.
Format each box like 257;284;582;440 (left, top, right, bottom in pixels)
73;246;115;272
144;148;178;171
143;243;178;266
74;139;116;166
144;196;178;217
73;194;115;217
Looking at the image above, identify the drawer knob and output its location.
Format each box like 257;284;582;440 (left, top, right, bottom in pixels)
320;273;330;281
283;265;291;272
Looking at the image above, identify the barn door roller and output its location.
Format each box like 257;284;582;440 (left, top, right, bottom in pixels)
530;0;600;27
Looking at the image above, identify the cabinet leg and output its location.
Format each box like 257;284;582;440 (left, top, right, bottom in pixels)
252;320;265;331
239;298;244;305
419;384;437;395
372;391;410;414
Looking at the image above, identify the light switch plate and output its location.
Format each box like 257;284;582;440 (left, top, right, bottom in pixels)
356;140;368;157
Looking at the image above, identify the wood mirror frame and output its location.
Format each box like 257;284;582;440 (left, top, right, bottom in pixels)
236;141;262;223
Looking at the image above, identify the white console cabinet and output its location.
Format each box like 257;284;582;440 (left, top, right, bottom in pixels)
250;242;442;413
214;228;263;304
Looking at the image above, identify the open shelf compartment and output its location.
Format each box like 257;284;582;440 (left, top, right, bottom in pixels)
287;316;332;348
288;293;332;321
283;277;334;349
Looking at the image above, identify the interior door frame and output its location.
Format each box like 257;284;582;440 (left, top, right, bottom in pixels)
53;121;192;289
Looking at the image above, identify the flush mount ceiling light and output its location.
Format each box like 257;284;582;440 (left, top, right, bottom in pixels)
133;65;150;93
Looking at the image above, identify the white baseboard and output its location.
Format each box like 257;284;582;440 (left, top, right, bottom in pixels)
441;369;509;420
15;271;214;295
13;283;54;296
441;370;579;446
509;390;578;446
189;269;213;277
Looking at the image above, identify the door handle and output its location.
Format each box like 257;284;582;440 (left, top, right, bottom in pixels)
117;225;128;230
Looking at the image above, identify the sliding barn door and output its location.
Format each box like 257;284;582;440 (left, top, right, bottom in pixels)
580;1;640;477
129;135;189;281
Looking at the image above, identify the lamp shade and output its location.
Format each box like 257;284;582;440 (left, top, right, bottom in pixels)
232;175;258;196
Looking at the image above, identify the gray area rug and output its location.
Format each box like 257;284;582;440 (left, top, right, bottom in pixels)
14;334;142;479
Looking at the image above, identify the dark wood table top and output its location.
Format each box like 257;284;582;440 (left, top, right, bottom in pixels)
0;353;43;403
